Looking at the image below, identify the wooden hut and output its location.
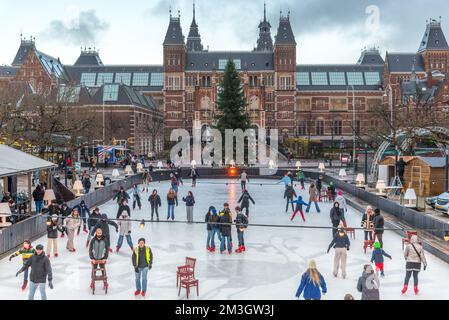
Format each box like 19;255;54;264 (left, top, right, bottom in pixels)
378;156;448;196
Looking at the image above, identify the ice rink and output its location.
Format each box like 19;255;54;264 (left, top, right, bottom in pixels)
1;178;448;300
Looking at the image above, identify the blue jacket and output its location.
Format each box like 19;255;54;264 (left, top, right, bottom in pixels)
371;248;392;264
279;176;292;186
296;271;327;300
289;196;308;210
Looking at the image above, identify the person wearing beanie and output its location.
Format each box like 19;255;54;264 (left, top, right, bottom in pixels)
296;170;305;190
327;227;350;278
295;260;327;300
357;264;380;300
46;214;64;258
238;190;255;217
132;238;153;297
234;207;249;253
289;196;308;222
9;240;35;291
372;208;385;248
219;204;233;254
205;206;221;252
16;244;53;300
335;190;347;212
371;241;392;277
402;235;427;295
86;207;101;247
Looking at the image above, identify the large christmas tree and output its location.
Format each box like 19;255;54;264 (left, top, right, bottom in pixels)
214;59;250;134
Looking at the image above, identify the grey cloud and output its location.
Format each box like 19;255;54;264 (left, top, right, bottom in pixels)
40;10;109;46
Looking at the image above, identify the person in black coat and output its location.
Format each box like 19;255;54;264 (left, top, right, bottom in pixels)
116;199;131;219
148;189;162;221
219;205;233;254
74;200;90;234
58;203;71;237
91;214;118;253
46;215;64;257
372;208;385;248
113;187;130;205
396;158;406;183
234;207;249;253
238;190;255;217
32;185;45;214
330;202;346;237
86;207;102;247
284;185;297;213
16;244;53;300
327;228;350;278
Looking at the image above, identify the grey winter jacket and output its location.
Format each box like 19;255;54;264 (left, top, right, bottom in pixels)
357;266;380;300
89;235;110;260
118;213;132;236
20;252;52;284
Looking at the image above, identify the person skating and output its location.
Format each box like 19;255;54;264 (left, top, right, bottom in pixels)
175;166;183;186
296;170;305;190
295;260;327;300
91;214;119;253
47;200;60;217
357;264;380;300
89;228;110;289
16;244;53;300
170;173;179;193
116;211;133;253
132;238;153;297
148;189;161;221
58;203;71;237
316;175;324;197
234;207;249;253
32;184;45;214
205;206;221;252
166;188;178;220
142;170;152;193
330;202;346;237
278;173;292;189
132;184;142;210
82;175;91;194
74;200;90;234
327;182;336;202
306;183;321;213
372;208;385;248
239;170;249;190
402;235;427;295
9;240;35;291
371;241;392;277
86;207;101;247
335;190;347;213
219;203;233;254
290;195;308;222
327;226;350;278
189;168;200;187
182;191;195;224
113;186;130;205
64;208;81;252
116;198;131;219
284;185;297;213
238;189;255;217
46;214;64;258
361;206;374;241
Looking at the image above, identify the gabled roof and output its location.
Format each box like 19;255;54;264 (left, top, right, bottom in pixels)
163;15;185;45
274;14;296;45
87;84;159;109
74;49;103;66
35;50;70;82
418;157;446;168
185;51;274;71
418;19;449;52
385;53;426;73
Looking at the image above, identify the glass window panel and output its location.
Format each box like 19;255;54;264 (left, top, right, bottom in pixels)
218;59;227;70
115;73;131;85
296;72;310;86
364;72;381;85
329;72;346;86
80;73;96;87
311;72;328;85
150;73;164;86
347;72;364;85
58;86;80;103
132;73;149;86
233;59;241;69
97;73;114;85
103;84;119;101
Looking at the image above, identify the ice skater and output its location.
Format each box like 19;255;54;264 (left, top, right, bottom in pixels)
361;206;374;241
166;188;178;220
295;260;327;300
330;202;346;237
148;189;162;221
132;238;153;298
9;240;35;291
182;191;195;223
189;168;200;187
296;170;305;190
46;214;64;258
74;200;90;235
306;183;321;213
278;172;293;189
64;208;81;253
132;184;142;210
219;203;233;254
170;173;179;193
234;206;248;253
86;207;102;247
113;186;130;205
116;198;131;219
290;195;308;222
327;226;350;279
371;241;392;277
142;170;152;193
116;211;133;253
238;189;255;217
205;206;221;252
402;235;427;295
284;184;297;213
357;264;380;300
91;214;119;253
239;170;249;190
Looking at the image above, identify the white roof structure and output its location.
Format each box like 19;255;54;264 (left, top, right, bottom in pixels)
0;145;57;178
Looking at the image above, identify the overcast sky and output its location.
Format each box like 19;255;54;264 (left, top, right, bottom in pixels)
0;0;448;66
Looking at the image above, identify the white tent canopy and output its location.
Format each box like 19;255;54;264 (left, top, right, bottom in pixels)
0;145;57;178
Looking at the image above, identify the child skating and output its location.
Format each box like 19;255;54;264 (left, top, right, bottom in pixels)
289;196;308;222
370;241;392;277
9;240;35;290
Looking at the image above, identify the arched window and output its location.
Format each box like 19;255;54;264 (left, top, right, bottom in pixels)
333;119;343;136
316;118;325;136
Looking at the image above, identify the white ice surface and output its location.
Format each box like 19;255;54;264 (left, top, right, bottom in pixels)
0;179;448;300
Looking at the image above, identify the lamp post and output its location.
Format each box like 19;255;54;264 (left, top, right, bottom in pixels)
364;144;368;184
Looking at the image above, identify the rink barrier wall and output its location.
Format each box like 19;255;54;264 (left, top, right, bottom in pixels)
0;174;143;258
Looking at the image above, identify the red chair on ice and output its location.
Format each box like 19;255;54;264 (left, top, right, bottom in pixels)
176;257;196;288
177;266;199;299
